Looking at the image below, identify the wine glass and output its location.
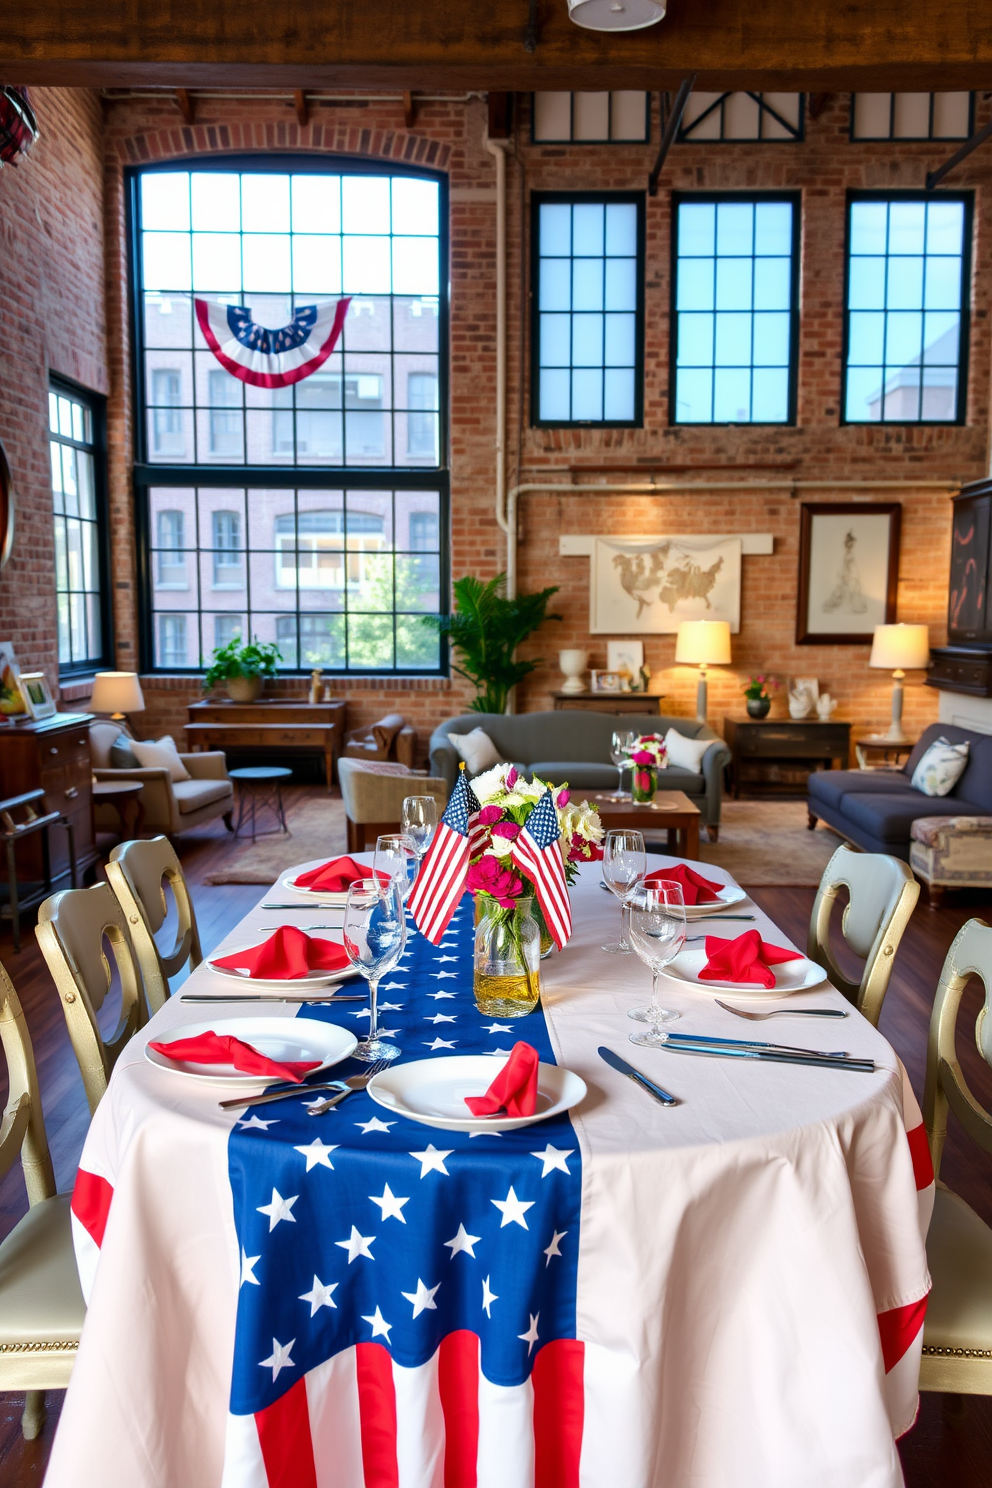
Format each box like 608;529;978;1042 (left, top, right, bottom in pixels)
342;879;407;1062
627;883;685;1042
601;829;646;954
373;833;416;905
609;729;636;800
401;796;438;864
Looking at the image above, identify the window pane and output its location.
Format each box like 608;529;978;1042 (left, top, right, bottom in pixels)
241;174;290;233
49;383;106;668
141;172;191;232
191;173;241;232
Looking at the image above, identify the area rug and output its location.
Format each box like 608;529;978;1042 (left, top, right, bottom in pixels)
205;795;348;884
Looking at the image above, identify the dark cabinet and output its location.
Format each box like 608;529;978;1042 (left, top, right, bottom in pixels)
928;480;992;697
0;712;97;882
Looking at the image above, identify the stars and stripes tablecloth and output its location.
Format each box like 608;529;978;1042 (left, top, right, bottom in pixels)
50;860;932;1488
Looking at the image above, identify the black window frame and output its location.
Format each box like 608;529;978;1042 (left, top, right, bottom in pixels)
48;372;114;677
530;190;646;430
126;153;450;679
847;92;975;143
668;190;802;429
840;188;973;428
677;93;805;144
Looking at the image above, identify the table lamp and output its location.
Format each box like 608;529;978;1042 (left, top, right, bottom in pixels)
675;620;732;721
868;624;930;743
89;671;146;731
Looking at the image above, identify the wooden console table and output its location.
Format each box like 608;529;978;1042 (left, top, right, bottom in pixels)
553;692;664;714
185;700;346;790
723;718;851;798
0;712;98;884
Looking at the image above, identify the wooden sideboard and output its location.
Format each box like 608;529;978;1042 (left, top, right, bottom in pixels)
0;712;98;882
185;700;347;789
723;718;852;798
552;692;664;714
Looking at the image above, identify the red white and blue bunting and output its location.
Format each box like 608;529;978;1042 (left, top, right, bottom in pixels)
194;296;351;389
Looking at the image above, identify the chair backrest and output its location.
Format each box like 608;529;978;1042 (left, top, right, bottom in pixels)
105;836;202;1014
35;883;147;1114
923;917;992;1180
807;843;920;1026
0;962;56;1207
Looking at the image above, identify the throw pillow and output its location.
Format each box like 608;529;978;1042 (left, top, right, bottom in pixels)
911;737;970;798
664;728;713;773
130;735;191;783
109;734;140;769
448;727;502;777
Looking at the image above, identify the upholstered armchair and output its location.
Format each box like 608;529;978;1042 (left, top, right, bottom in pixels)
343;712;416;769
88;721;234;839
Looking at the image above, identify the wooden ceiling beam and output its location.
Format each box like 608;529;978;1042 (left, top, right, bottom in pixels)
175;87;195;123
293;88;308;126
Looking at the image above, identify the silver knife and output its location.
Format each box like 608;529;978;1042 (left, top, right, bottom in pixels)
598;1046;678;1106
180;993;365;1004
260;903;345;912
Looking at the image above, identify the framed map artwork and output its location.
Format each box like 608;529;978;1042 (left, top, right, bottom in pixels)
590;536;742;635
796;503;900;645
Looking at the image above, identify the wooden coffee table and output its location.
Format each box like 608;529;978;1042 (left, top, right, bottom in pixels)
588;789;701;860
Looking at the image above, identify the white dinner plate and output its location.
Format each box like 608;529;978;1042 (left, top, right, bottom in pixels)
367;1054;587;1133
678;883;748;919
663;946;828;998
280;870;352;905
144;1017;358;1084
206;936;353;989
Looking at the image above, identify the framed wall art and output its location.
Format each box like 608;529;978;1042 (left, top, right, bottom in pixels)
18;671;56;720
590;536;742;635
796;503;901;645
0;641;26;716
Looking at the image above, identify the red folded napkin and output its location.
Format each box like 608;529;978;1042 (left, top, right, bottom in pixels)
147;1030;322;1083
698;929;802;989
645;863;724;906
212;925;350;980
293;857;389;894
465;1042;539;1118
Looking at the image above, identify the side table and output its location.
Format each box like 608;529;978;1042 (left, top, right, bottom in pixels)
230;766;292;841
854;736;916;772
552;692;664;714
92;779;145;845
723;719;852;798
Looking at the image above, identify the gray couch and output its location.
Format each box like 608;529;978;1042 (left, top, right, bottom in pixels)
429;711;731;834
807;722;992;862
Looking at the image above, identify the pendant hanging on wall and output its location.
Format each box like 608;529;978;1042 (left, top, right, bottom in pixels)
0;88;39;170
194;296;351;389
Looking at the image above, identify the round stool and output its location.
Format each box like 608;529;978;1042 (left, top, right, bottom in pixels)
229;767;292;841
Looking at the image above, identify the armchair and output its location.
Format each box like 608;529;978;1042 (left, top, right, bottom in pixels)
88;722;234;839
343;712;416;769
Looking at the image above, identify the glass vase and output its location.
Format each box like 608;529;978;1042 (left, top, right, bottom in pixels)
533;900;555;959
473;896;541;1018
631;764;657;803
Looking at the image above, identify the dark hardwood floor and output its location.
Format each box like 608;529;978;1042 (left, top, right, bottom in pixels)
0;796;989;1485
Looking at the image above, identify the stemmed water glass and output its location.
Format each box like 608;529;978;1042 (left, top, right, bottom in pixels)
373;833;417;905
601;829;646;954
609;729;636;801
342;879;407;1062
401;796;438;867
627;883;685;1043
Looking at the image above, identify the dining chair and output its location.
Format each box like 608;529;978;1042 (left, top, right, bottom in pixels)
920;917;992;1397
0;960;86;1440
105;835;202;1014
35;882;147;1114
807;843;919;1026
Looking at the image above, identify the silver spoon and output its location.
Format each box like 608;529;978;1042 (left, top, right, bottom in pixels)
715;998;849;1020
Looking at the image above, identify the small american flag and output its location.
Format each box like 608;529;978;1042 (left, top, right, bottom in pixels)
511;788;572;950
408;769;481;944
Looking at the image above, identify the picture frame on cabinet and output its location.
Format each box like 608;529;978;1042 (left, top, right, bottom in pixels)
0;642;27;717
18;671;56;720
796;503;901;645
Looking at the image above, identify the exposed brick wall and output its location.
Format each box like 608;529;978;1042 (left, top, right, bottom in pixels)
2;86;991;757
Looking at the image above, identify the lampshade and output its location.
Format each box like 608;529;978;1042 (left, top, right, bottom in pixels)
567;0;666;30
674;621;732;667
868;625;930;672
90;671;146;715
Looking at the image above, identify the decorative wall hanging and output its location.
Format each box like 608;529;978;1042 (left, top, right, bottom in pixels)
0;438;13;572
194;296;351;389
0;642;26;716
796;503;901;645
0;88;39;170
589;536;742;635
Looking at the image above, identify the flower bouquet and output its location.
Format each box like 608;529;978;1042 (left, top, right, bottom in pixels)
629;734;668;803
744;674;778;718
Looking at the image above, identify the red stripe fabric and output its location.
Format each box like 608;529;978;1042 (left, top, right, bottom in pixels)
356;1342;399;1488
70;1168;114;1248
512;837;571;948
532;1339;585;1488
438;1331;480;1488
194;297;350;389
410;824;468;943
906;1123;935;1191
877;1295;929;1373
255;1377;318;1488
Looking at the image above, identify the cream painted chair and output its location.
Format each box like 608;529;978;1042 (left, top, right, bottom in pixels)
35;883;147;1114
807;843;920;1027
920;918;992;1396
0;961;85;1439
105;836;202;1015
337;758;448;852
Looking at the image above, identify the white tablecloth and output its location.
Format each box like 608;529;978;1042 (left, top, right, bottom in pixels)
45;857;932;1488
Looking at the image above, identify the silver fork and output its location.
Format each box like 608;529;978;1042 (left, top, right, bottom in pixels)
714;997;848;1021
307;1059;389;1115
219;1060;388;1111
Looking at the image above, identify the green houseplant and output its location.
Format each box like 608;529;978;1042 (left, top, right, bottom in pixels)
423;574;561;714
203;637;281;703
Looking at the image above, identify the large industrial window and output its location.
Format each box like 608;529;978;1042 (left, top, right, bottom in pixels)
532;193;644;427
48;379;111;673
843;193;970;424
672;194;799;425
131;158;448;675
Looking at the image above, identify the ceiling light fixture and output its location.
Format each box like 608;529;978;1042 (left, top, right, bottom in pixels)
567;0;666;31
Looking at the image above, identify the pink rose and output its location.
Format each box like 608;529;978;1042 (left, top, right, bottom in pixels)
491;820;521;840
477;804;503;826
634;767;654;794
556;789;570;807
466;856;524;908
631;750;654;766
568;838;603;863
505;766;518;789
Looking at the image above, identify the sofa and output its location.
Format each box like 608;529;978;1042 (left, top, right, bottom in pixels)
807;722;992;862
89;721;235;839
429;711;731;834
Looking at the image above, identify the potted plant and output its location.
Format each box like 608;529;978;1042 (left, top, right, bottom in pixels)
743;674;778;719
422;573;561;715
203;637;281;703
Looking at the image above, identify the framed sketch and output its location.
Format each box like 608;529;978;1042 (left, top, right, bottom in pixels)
0;642;26;717
18;671;56;720
591;536;742;635
796;503;901;645
607;640;645;688
590;669;622;694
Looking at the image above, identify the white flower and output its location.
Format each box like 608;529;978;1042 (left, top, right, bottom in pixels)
471;764;512;803
489;834;515;859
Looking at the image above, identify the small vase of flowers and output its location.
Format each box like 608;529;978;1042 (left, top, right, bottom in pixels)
629;734;668;803
744;674;778;719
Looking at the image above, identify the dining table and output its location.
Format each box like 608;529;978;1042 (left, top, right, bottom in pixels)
47;853;933;1488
